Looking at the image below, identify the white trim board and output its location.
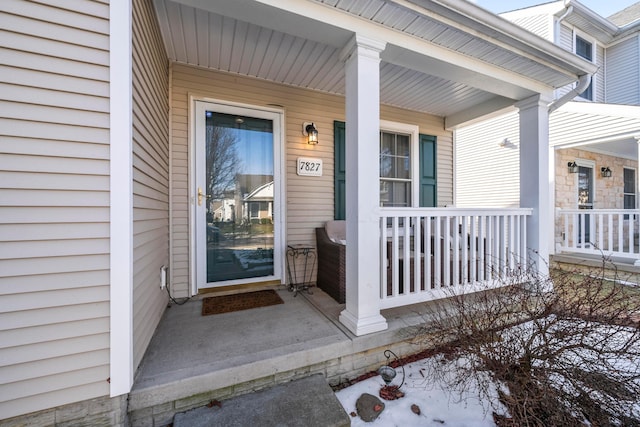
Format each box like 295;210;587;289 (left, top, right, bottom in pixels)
109;0;134;397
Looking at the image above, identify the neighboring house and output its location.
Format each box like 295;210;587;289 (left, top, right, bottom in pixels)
456;0;640;262
236;174;274;223
242;180;274;223
210;195;234;222
0;0;594;424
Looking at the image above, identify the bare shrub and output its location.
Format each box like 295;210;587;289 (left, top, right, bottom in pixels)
416;258;640;426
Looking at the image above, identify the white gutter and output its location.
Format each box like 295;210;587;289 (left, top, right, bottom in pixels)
548;73;592;113
554;2;573;44
429;0;598;75
416;0;597;114
547;0;592;113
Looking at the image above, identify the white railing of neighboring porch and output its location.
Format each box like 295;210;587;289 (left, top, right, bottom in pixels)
380;208;532;309
557;209;640;261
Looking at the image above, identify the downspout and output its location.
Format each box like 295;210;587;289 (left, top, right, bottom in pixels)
554;1;573;44
548;73;592;113
546;71;591;259
548;0;581;259
547;1;591;113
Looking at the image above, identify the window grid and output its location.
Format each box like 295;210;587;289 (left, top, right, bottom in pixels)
624;168;636;211
380;131;411;207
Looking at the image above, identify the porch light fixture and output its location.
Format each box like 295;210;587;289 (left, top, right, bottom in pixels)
601;166;612;178
302;122;318;145
498;138;515;148
568;161;579;173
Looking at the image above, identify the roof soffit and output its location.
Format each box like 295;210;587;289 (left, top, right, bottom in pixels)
553;1;640;45
559;3;618;44
402;0;596;75
154;0;597;122
180;0;593;86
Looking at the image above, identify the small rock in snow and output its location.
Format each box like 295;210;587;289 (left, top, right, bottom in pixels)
356;393;385;422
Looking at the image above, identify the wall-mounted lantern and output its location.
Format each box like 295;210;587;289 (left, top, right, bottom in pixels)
302;122;318;145
601;167;612;178
568;161;579;173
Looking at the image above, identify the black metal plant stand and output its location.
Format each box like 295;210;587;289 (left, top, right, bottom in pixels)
286;244;316;296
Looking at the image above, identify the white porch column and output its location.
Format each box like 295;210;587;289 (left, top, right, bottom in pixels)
517;95;552;276
550;145;558;255
636;137;640;207
636;138;640;267
109;0;133;396
338;35;388;336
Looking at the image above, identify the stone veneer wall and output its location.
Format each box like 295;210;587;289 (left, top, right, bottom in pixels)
555;148;637;248
1;395;128;427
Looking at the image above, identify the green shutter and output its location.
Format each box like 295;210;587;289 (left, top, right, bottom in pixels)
336;124;435;212
334;121;346;220
419;134;437;207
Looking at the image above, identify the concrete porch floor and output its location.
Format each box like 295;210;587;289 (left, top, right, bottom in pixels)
128;285;434;426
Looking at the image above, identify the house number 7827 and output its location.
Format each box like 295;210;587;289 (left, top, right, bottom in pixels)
297;157;323;176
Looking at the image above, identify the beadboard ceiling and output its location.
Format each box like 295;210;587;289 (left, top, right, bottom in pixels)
153;0;586;123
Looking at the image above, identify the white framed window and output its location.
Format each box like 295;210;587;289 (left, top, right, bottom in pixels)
624;167;636;212
379;120;419;207
574;32;595;101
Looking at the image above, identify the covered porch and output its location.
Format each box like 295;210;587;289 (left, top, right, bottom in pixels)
551;102;640;264
124;1;597;423
152;0;596;338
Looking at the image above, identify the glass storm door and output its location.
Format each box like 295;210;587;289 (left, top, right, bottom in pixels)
195;101;282;289
577;165;593;244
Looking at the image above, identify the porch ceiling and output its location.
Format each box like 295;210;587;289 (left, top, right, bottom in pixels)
154;0;594;126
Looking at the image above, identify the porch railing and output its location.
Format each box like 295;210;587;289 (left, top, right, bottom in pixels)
557;209;640;260
380;208;532;309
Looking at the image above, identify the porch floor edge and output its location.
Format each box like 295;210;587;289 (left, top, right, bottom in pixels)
128;288;431;419
551;253;640;275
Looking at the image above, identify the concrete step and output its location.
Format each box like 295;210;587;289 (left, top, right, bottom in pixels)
173;374;350;427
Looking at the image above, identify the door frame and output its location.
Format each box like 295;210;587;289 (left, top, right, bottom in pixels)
574;159;596;209
189;96;286;295
575;159;595;244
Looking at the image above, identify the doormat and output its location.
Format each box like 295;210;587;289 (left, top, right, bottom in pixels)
201;290;284;316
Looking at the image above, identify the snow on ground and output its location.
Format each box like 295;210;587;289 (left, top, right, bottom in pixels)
335;317;640;426
335;355;504;426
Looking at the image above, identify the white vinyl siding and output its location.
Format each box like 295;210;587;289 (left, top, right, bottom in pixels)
606;36;640;105
595;44;605;102
548;105;640;148
457;103;640;209
554;24;575;99
456;112;520;208
0;0;111;420
169;64;453;296
132;1;170;370
507;14;553;41
559;23;573;51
